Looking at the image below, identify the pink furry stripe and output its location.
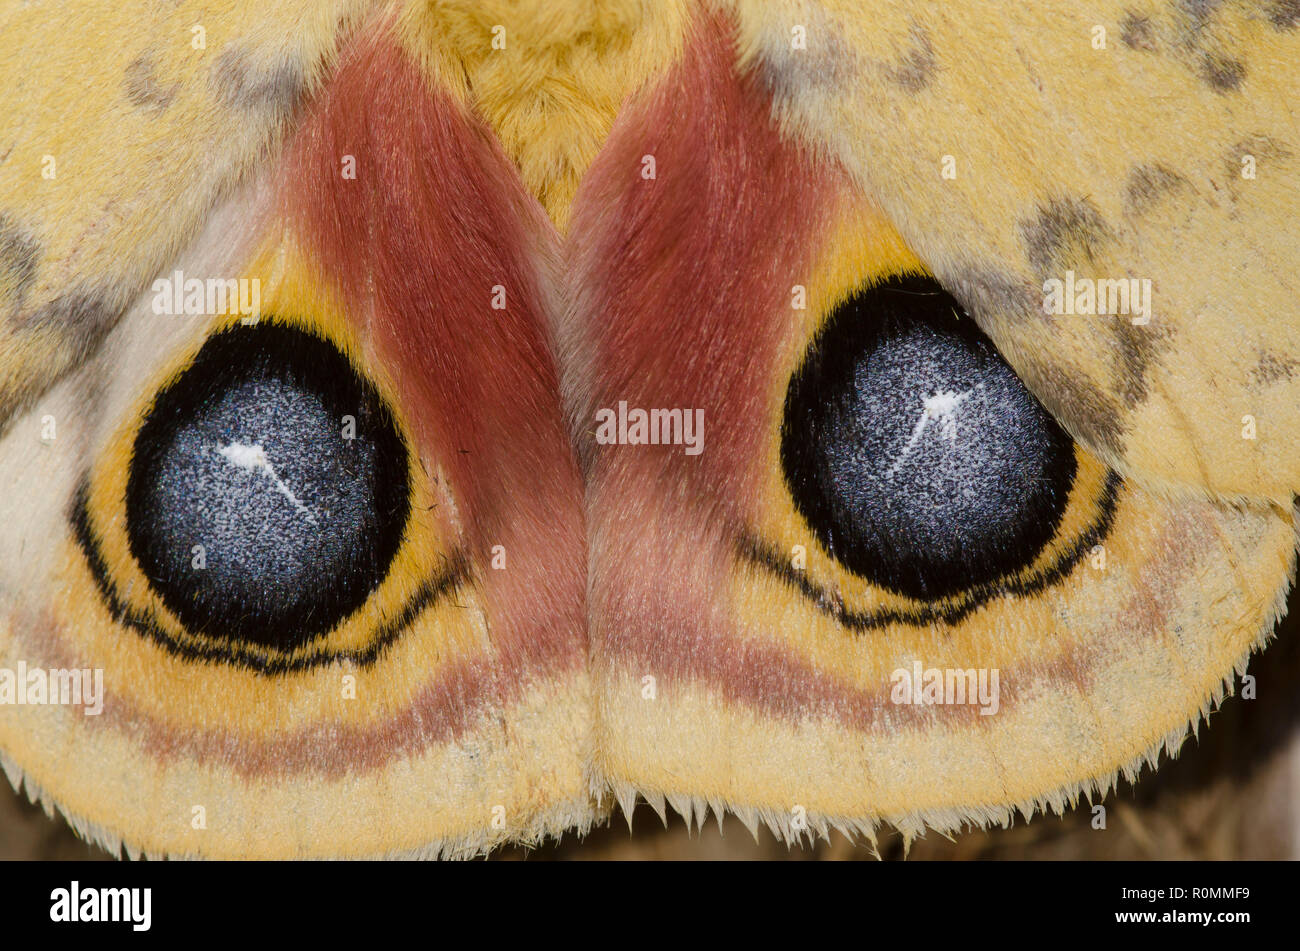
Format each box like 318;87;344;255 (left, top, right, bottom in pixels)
276;28;585;679
567;14;842;674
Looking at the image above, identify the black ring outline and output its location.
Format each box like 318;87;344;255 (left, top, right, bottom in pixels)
734;469;1123;632
69;479;471;675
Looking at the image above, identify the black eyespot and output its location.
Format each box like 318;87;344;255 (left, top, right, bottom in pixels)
125;322;410;652
780;275;1076;601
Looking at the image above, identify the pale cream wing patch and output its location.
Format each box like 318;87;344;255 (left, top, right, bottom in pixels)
0;0;373;427
729;0;1300;505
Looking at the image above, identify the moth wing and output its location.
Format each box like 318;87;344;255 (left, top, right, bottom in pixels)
569;3;1299;847
0;3;595;858
0;0;365;420
737;0;1300;504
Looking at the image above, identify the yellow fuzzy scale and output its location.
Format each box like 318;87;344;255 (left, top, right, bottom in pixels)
1;0;1298;859
0;214;594;858
589;192;1299;847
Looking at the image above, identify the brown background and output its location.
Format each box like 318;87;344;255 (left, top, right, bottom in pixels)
4;589;1297;861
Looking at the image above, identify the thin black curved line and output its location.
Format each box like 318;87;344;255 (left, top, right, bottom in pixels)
68;479;471;675
735;469;1123;632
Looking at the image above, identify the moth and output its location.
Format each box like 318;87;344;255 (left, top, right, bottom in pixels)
0;0;1297;860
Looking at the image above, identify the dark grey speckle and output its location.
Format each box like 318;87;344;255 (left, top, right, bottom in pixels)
124;51;181;110
1120;12;1159;50
0;212;40;310
211;45;304;114
1200;52;1246;91
1018;196;1117;277
1124;163;1190;215
884;25;936;92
